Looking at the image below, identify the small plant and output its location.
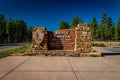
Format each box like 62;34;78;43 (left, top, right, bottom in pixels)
90;54;98;57
92;43;106;47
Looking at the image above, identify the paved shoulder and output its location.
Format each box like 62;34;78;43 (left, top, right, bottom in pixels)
0;56;120;80
92;47;120;56
0;56;30;79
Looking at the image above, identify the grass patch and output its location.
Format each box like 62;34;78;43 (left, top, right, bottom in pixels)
92;43;106;47
0;45;30;59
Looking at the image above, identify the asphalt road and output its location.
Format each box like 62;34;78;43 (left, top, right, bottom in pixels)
0;43;31;52
92;47;120;56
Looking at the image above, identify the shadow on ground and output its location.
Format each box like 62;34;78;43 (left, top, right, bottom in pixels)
102;52;120;57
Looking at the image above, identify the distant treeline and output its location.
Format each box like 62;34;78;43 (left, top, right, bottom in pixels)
0;14;33;43
0;13;120;44
59;13;120;41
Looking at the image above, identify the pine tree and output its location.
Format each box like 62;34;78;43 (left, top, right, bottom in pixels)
110;23;115;40
71;16;84;28
59;21;69;29
115;18;120;40
90;17;97;40
6;18;16;43
71;17;80;28
0;14;6;43
96;26;101;40
15;20;27;42
100;13;113;40
27;27;33;42
106;17;112;40
101;13;107;40
79;18;84;24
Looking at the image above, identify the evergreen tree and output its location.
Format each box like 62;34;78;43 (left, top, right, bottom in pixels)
6;18;16;43
110;23;116;40
99;25;105;40
0;14;6;43
100;13;113;40
71;16;84;28
106;17;112;40
59;21;69;29
15;20;27;42
79;18;84;24
71;16;79;28
27;27;33;42
0;14;31;43
115;18;120;40
101;13;107;24
96;26;101;40
101;13;107;40
90;17;97;40
106;17;112;28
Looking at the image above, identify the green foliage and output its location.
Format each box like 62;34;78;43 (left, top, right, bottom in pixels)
110;24;116;40
92;43;106;47
15;20;28;42
0;45;30;59
59;21;69;29
6;18;16;43
90;17;98;40
27;27;34;42
17;45;30;53
0;14;6;43
71;16;84;28
115;18;120;40
0;14;32;43
90;13;117;41
79;18;84;24
0;13;120;42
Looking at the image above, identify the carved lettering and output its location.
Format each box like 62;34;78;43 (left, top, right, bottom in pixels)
48;29;75;50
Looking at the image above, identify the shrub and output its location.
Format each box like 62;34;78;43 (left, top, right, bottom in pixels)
92;43;106;47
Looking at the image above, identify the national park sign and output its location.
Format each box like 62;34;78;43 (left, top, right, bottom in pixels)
48;29;75;50
32;24;92;53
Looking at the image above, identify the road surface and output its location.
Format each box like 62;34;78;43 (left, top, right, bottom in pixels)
0;43;31;52
92;46;120;56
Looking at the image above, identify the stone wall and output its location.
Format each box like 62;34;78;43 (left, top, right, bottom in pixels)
75;24;92;53
29;24;92;55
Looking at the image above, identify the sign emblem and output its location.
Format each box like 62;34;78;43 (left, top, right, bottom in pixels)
33;29;45;45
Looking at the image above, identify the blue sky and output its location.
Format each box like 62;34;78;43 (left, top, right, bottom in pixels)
0;0;120;31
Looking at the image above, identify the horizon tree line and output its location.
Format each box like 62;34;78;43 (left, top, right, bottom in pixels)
0;14;33;43
0;13;120;44
59;13;120;41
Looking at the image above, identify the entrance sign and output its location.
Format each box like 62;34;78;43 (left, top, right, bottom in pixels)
32;24;92;53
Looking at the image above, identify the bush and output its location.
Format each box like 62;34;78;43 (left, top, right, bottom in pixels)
92;43;106;47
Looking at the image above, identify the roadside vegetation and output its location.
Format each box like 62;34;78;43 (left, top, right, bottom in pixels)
92;43;106;47
0;14;33;44
0;45;30;59
1;13;120;43
59;13;120;42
